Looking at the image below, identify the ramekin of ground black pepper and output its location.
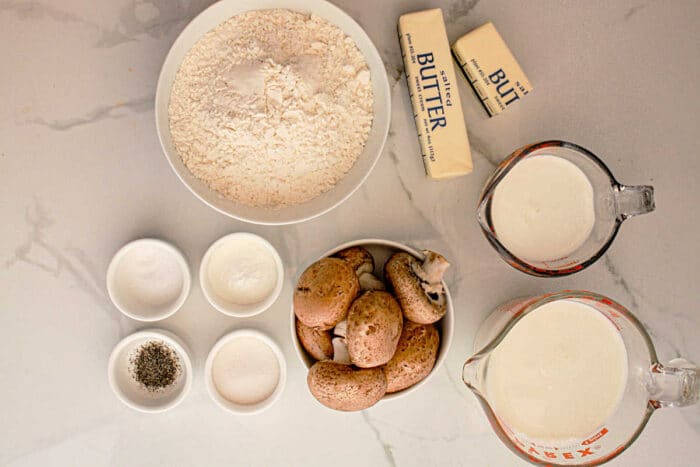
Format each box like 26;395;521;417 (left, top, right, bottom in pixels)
108;329;192;413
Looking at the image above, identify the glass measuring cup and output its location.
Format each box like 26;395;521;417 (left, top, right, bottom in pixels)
462;291;699;466
477;141;655;277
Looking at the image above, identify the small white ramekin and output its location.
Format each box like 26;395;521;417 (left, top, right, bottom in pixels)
204;329;287;415
199;233;284;317
106;238;191;322
108;329;193;413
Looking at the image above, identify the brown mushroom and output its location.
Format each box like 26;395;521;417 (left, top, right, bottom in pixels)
307;361;387;411
296;319;334;361
346;291;403;368
335;246;385;291
294;258;359;330
385;250;450;324
384;321;440;393
334;246;374;275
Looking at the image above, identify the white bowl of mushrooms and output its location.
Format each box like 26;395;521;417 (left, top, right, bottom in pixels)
291;239;454;411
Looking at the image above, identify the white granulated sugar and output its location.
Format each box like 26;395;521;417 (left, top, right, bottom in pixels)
212;336;280;406
168;9;374;208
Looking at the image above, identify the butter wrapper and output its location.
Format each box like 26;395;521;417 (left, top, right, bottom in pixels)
452;22;532;116
398;8;473;179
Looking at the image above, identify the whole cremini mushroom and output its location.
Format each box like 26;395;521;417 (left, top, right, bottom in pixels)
294;258;359;330
335;246;385;291
384;321;440;393
346;291;403;368
307;361;387;411
296;319;334;361
335;246;374;275
385;250;450;324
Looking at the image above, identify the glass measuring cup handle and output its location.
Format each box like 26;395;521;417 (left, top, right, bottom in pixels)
614;184;655;220
647;358;700;408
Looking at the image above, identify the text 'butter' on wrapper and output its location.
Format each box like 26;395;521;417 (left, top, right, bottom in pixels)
451;22;532;116
398;8;473;179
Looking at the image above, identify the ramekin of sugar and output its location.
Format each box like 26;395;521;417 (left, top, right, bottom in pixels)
106;238;191;321
204;329;287;414
199;233;284;317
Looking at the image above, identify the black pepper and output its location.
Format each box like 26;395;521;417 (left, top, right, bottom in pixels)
130;341;181;391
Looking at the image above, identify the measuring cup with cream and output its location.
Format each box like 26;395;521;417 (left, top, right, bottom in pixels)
200;233;284;317
463;291;699;466
477;140;655;276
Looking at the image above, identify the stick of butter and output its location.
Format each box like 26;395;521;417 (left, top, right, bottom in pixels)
451;22;532;116
398;9;472;179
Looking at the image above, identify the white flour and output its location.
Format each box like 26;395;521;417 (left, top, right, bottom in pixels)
169;9;374;208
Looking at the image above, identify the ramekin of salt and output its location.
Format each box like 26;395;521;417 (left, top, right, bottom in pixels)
200;233;284;317
107;239;191;321
205;329;287;415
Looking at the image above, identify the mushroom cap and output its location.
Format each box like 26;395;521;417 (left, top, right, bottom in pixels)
384;321;440;393
346;291;403;368
334;246;374;275
307;361;387;411
294;258;359;330
385;252;447;324
296;319;334;361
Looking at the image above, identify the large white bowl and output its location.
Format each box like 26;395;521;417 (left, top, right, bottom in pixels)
291;239;455;404
155;0;391;225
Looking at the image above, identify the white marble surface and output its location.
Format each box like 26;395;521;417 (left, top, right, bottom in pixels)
1;0;699;465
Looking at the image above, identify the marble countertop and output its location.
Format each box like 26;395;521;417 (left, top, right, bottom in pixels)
1;0;698;465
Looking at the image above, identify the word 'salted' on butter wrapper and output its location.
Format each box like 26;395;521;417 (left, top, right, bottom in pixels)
398;9;473;179
452;22;532;116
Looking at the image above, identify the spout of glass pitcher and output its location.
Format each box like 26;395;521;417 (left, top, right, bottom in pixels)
462;355;487;394
476;197;492;235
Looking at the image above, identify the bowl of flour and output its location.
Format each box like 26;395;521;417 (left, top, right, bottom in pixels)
155;0;390;225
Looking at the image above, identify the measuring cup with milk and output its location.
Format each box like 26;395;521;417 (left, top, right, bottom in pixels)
463;291;699;466
477;140;655;276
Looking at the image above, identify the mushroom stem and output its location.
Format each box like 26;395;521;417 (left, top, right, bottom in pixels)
411;250;450;285
359;272;386;291
334;320;348;338
332;337;351;365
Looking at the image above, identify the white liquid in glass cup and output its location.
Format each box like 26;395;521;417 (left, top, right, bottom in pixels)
463;291;699;466
478;141;655;276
